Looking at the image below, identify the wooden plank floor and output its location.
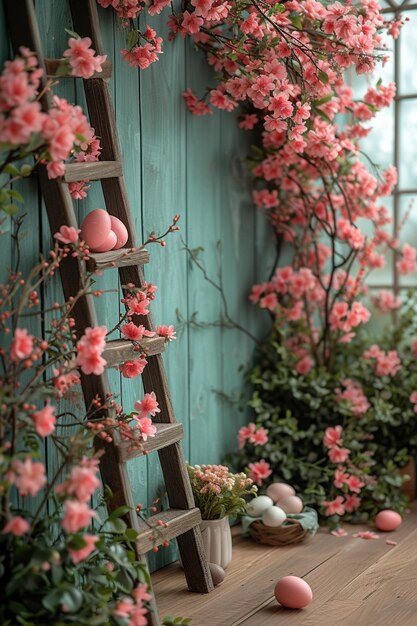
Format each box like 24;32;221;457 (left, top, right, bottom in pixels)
152;506;417;625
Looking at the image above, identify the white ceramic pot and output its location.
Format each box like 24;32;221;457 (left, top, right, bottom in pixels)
200;516;232;569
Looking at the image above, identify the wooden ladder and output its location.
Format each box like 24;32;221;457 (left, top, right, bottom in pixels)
3;0;214;623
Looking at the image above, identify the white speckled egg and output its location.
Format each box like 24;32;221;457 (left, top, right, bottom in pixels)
262;505;287;528
246;495;274;517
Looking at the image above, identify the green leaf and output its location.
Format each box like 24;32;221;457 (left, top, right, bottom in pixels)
127;29;139;49
109;505;133;520
2;204;19;215
125;527;139;541
318;70;329;84
3;163;21;177
109;518;127;534
7;189;24;203
65;28;80;39
54;61;71;77
20;164;32;176
289;14;303;30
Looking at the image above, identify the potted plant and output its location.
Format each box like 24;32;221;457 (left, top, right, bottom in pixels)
187;464;256;568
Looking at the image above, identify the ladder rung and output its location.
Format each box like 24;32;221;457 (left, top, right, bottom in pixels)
103;336;166;368
136;508;202;554
117;423;184;462
64;160;122;182
45;57;112;79
86;247;149;271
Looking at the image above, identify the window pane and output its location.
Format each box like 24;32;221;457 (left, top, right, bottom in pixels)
400;10;417;95
361;104;395;170
398;193;417;285
399;99;417;189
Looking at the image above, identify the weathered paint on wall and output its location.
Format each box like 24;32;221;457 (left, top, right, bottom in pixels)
0;1;275;569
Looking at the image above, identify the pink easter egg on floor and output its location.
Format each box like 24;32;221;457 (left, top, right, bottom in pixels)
275;576;313;609
110;215;128;249
93;230;118;252
80;209;111;250
375;510;402;532
266;482;295;503
278;495;303;514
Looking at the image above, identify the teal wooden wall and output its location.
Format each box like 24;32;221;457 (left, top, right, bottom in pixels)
0;1;274;569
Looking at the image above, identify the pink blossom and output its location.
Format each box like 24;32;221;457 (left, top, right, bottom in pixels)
76;326;107;375
249;427;269;446
181;11;203;36
322;496;345;516
119;357;147;378
54;225;80;244
121;322;154;341
331;527;348;537
371;290;401;313
2;516;30;536
344;494;361;513
352;530;379;540
323;425;343;449
63;37;107;79
386;539;398;546
346;475;365;494
333;467;350;489
11;458;47;497
10;328;34;362
126;293;150;317
134;392;160;419
247;459;272;486
156;324;176;341
62;499;97;533
237;422;256;449
32;402;56;437
328;446;351;464
53;367;80;396
295;355;313;375
68;533;99;564
135;416;157;441
56;458;101;503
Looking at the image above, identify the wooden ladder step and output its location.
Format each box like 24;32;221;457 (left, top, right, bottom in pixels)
45;57;112;79
64;160;122;182
136;508;202;553
86;247;149;272
117;423;184;462
103;337;166;368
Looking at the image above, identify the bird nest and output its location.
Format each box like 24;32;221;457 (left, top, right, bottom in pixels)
249;518;308;546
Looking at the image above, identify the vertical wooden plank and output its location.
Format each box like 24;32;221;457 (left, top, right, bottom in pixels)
218;111;256;456
109;8;149;522
185;44;223;467
139;7;188;570
35;0;78;509
0;1;12;287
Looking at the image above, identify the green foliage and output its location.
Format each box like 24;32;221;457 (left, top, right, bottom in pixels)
226;295;417;522
0;504;150;625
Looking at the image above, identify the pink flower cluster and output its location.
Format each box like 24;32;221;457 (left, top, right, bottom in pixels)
371;290;402;313
322;426;366;517
0;47;100;183
76;325;107;376
130;392;159;441
363;345;401;377
335;379;370;415
237;422;268;449
113;583;151;626
63;36;107;79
